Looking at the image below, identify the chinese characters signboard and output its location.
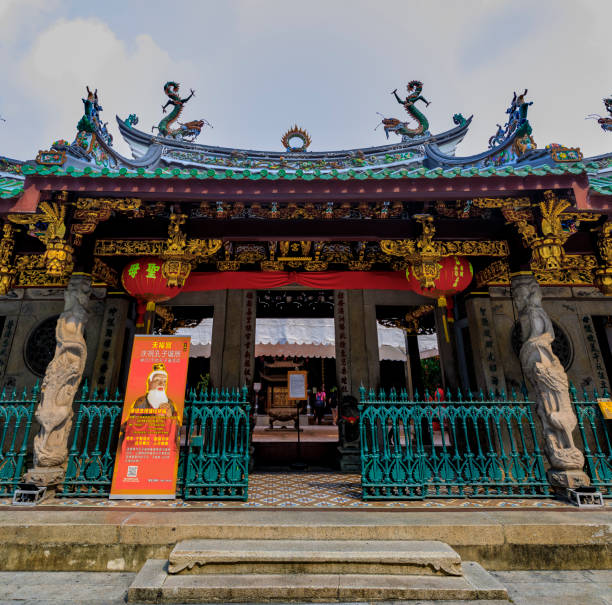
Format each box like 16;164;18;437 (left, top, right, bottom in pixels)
288;371;307;400
110;335;190;499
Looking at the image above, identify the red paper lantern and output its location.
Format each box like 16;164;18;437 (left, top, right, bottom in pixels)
121;257;182;329
405;256;473;298
406;256;473;343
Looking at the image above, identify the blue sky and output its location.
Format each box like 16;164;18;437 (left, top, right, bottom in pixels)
0;0;610;160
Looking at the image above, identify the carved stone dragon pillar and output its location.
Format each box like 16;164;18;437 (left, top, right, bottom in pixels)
25;273;92;486
511;273;589;490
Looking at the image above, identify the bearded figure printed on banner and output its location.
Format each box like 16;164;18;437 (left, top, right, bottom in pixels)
129;363;178;419
118;361;180;461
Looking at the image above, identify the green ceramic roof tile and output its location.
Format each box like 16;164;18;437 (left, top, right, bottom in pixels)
589;174;612;195
0;177;24;199
13;161;591;186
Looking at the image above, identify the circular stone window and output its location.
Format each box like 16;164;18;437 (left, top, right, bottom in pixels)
511;320;573;371
24;315;59;376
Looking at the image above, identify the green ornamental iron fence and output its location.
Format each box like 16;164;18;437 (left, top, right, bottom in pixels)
0;383;38;497
60;382;123;497
183;387;250;501
359;386;550;500
3;379;608;502
571;384;612;497
60;383;251;500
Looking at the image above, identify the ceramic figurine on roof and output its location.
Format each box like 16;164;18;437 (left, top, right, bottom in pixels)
382;80;431;140
34;86;119;169
115;78;471;176
488;89;536;161
152;82;207;142
588;96;612;132
423;88;574;170
76;86;113;147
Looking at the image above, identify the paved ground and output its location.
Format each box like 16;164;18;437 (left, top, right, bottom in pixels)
2;471;596;508
0;570;610;604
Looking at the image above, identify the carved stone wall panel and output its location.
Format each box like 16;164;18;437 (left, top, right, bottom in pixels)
542;303;590;391
0;292;103;392
4;300;64;391
573;296;612;392
487;289;612;396
90;297;130;392
335;290;380;397
465;297;509;394
82;298;105;385
210;289;254;390
0;301;21;386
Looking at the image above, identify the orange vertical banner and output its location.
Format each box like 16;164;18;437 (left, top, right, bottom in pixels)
110;335;190;499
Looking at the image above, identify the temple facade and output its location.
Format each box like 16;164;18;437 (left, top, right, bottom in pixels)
1;81;611;492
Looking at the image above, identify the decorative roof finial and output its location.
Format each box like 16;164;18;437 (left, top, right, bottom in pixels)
281;125;311;152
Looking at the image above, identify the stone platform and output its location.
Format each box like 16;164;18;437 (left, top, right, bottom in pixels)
128;539;508;602
0;507;610;574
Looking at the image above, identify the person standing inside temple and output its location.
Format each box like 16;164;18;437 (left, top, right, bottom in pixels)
314;385;327;425
329;387;339;425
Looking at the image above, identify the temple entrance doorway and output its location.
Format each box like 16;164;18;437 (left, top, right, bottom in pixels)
252;290;339;470
159;305;215;393
376;304;440;398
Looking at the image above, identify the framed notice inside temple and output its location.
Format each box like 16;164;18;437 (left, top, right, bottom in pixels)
287;371;308;400
109;335;190;499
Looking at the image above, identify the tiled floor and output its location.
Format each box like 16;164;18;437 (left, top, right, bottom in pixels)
3;471;600;509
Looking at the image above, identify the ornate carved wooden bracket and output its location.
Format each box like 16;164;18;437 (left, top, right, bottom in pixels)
8;199;73;278
155;305;176;334
379;304;436;334
0;224;16;295
595;222;612;295
71;197;143;245
474;192;600;286
381;214;508;289
91;258;119;287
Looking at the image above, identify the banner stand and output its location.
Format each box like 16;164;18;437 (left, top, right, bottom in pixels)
110;335;190;500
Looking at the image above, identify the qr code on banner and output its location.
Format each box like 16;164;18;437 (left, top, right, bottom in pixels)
127;466;138;478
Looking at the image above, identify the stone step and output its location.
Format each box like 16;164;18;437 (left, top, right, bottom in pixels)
129;559;509;603
168;538;462;576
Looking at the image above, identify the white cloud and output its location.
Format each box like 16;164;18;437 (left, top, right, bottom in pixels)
0;0;61;47
0;1;610;160
7;17;195;158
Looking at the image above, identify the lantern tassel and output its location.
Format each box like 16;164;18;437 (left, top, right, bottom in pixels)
437;296;450;343
136;301;146;328
145;301;156;334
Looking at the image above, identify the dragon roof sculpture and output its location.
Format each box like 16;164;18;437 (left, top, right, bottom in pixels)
587;96;612;133
0;79;603;203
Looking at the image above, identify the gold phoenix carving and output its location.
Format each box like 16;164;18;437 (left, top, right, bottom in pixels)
474;192;601;287
9;200;74;278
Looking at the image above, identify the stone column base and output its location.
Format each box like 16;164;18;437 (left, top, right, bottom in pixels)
24;466;66;488
338;445;360;472
547;468;590;491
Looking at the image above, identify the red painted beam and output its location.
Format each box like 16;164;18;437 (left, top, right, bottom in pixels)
19;173;585;204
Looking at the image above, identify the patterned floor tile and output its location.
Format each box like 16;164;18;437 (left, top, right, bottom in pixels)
3;471;610;509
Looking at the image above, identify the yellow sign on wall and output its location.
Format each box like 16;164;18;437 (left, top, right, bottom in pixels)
597;399;612;420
